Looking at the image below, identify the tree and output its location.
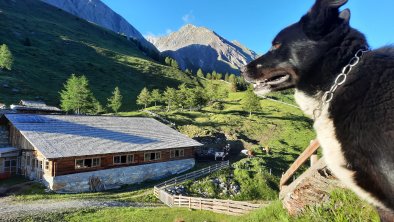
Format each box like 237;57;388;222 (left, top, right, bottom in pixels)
206;73;212;80
150;89;162;107
224;73;229;82
217;73;223;80
197;68;204;78
212;71;217;80
136;87;151;109
243;86;261;117
164;57;171;66
60;74;98;114
163;87;178;112
229;74;238;92
0;44;14;70
107;86;123;113
171;59;179;69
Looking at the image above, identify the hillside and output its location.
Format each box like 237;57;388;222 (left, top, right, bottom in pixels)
148;24;258;74
41;0;159;55
0;0;194;110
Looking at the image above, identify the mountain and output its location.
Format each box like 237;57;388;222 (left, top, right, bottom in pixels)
148;24;258;74
0;0;194;109
41;0;158;56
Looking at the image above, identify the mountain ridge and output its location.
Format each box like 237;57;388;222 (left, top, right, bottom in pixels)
149;24;258;74
41;0;159;55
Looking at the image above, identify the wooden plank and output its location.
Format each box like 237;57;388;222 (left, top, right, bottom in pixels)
280;139;320;188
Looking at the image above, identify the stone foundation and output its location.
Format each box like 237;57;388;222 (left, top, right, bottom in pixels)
43;158;195;193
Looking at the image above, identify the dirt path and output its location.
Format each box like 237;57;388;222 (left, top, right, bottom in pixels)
0;196;162;221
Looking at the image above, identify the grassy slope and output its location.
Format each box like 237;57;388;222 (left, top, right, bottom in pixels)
0;0;194;110
20;189;378;222
142;88;316;174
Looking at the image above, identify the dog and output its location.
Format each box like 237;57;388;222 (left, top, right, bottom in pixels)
241;0;394;221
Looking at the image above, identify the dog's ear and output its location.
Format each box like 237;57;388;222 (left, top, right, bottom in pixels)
339;9;351;24
302;0;349;39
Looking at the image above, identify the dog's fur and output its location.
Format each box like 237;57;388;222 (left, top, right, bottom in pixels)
241;0;394;220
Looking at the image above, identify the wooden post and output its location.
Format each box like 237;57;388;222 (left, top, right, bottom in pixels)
200;198;202;210
310;154;319;167
189;197;191;209
227;199;230;213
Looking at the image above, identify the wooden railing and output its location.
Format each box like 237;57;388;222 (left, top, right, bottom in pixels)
279;139;320;189
173;195;266;216
154;161;265;215
155;161;230;190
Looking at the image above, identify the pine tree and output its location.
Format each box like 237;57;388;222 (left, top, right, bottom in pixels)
150;89;162;107
163;87;177;112
217;73;223;80
107;86;123;113
136;87;151;109
206;73;212;80
60;74;97;114
197;68;204;78
164;57;171;66
0;44;14;70
224;73;229;82
171;59;179;69
229;74;238;92
243;86;261;117
212;71;217;80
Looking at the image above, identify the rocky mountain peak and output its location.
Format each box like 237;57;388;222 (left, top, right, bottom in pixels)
149;24;258;74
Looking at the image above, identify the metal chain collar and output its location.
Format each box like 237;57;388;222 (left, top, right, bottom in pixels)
313;48;369;119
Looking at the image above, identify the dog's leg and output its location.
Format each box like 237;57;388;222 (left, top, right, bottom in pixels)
377;208;394;222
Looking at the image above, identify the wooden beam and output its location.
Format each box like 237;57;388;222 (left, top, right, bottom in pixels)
280;139;320;188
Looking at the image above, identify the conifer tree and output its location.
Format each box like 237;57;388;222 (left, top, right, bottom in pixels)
150;89;162;107
107;86;123;113
197;68;204;78
0;44;13;70
60;74;97;114
163;87;178;112
137;87;151;109
243;86;261;117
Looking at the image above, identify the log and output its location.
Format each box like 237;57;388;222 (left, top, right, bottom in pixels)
279;158;345;215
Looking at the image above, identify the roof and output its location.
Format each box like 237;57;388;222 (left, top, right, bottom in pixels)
10;100;62;113
0;147;19;157
5;114;202;159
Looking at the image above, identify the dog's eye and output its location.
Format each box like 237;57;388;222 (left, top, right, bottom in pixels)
270;43;281;51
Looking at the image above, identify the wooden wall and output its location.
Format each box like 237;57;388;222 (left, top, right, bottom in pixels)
53;147;195;176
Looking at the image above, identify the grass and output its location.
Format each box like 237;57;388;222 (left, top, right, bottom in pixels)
122;88;315;177
0;0;196;110
18;189;378;222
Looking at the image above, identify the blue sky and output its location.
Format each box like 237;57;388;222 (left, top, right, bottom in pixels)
102;0;393;54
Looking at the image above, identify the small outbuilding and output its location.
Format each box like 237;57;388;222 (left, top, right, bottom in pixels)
0;114;202;193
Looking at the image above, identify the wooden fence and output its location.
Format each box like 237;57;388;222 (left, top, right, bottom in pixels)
279;139;320;189
154;161;266;215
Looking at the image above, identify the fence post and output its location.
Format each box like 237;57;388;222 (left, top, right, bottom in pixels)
227;199;230;213
208;166;211;173
189;196;191;209
200;198;202;210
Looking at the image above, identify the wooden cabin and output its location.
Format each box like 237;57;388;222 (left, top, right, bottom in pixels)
0;114;201;193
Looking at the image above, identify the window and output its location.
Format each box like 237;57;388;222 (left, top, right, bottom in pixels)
75;158;101;169
45;161;50;170
144;152;161;161
170;149;185;158
113;154;135;165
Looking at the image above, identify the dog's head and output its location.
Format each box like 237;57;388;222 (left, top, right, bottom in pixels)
242;0;351;96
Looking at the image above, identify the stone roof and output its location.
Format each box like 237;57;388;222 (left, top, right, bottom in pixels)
10;100;62;113
5;114;202;159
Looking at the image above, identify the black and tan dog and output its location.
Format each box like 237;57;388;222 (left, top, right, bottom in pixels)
241;0;393;220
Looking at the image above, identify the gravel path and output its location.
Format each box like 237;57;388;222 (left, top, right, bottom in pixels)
0;196;161;221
